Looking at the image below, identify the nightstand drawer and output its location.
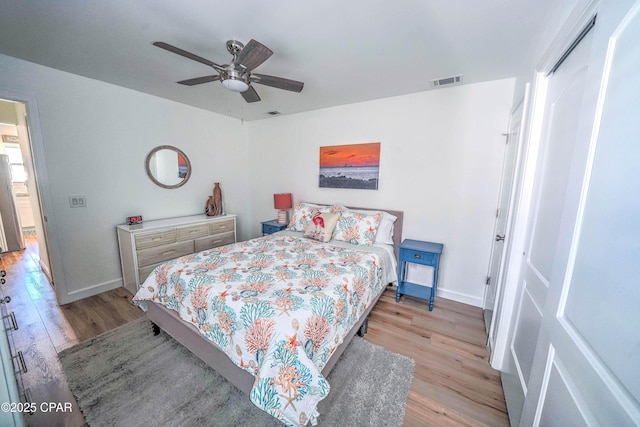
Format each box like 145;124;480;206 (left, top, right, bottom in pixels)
261;220;287;235
401;249;435;264
263;224;283;234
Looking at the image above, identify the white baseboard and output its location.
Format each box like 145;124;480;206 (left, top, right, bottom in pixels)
436;287;483;308
60;278;123;304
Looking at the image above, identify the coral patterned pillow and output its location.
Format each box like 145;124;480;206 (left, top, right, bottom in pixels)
332;211;383;246
287;203;331;231
303;212;340;243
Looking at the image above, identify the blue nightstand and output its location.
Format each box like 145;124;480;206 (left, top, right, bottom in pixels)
261;219;287;235
396;239;443;310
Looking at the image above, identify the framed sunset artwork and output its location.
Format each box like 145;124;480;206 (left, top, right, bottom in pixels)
319;142;380;190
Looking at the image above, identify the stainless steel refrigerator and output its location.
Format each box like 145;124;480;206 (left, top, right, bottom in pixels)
0;154;24;253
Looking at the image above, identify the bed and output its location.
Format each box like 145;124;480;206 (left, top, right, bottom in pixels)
132;203;403;426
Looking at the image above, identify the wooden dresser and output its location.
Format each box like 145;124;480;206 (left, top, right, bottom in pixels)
117;214;236;295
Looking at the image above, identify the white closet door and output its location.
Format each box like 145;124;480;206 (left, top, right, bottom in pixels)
514;1;640;425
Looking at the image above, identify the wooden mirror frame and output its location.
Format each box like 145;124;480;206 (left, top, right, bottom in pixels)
145;145;192;189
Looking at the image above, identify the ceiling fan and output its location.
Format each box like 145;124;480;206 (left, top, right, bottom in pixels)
153;39;304;103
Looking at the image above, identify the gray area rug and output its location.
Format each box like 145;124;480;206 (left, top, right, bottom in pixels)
59;317;414;426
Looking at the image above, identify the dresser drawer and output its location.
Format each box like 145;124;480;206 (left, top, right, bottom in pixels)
136;240;194;267
134;229;177;250
176;224;209;241
209;219;235;235
195;231;235;252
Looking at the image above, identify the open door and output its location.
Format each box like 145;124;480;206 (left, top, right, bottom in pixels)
483;86;530;354
0;98;53;284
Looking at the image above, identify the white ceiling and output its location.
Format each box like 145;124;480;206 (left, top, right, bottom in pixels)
0;0;558;121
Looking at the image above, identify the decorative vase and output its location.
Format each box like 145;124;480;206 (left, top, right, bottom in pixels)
213;182;223;216
205;182;223;216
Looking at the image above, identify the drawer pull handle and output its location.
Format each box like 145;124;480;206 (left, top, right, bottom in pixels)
413;254;422;259
0;270;6;277
152;237;163;241
3;312;18;330
189;230;198;234
0;278;4;285
161;250;177;256
0;295;10;304
16;351;28;373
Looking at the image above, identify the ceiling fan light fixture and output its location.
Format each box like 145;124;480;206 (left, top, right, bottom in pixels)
221;78;249;92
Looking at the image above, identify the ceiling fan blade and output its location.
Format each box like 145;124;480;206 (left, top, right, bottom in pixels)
251;74;304;92
177;75;221;86
234;39;273;71
153;41;223;71
241;85;261;103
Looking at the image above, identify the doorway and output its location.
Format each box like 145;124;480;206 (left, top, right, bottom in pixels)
0;98;52;284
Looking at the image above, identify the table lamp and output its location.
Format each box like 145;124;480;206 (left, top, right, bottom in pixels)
274;193;293;224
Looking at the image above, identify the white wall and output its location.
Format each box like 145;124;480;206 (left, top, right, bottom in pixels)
246;79;515;306
0;53;248;303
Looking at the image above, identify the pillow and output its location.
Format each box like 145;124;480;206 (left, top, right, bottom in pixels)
303;212;340;243
332;211;383;246
288;202;331;231
375;212;397;245
331;205;396;245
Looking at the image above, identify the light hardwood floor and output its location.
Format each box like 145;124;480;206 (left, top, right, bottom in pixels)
1;235;508;426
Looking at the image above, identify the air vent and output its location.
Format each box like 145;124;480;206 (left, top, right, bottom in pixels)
430;74;463;87
266;111;281;115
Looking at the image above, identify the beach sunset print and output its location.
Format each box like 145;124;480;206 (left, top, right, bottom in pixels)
319;142;380;189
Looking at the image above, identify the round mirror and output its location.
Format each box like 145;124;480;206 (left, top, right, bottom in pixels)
145;145;192;189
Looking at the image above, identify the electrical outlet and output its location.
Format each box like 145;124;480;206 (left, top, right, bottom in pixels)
69;195;87;208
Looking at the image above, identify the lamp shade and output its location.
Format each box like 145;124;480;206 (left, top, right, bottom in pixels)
274;193;292;210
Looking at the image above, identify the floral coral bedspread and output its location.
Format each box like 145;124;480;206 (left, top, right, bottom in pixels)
132;232;388;426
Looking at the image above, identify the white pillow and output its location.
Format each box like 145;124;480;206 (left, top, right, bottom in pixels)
375;212;397;245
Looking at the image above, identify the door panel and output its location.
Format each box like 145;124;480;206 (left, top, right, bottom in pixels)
527;67;588;280
538;354;588;426
511;284;542;390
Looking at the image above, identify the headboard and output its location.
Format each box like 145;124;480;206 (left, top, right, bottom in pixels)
309;203;404;258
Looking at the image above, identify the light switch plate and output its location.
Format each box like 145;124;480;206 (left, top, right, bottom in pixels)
69;195;87;208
